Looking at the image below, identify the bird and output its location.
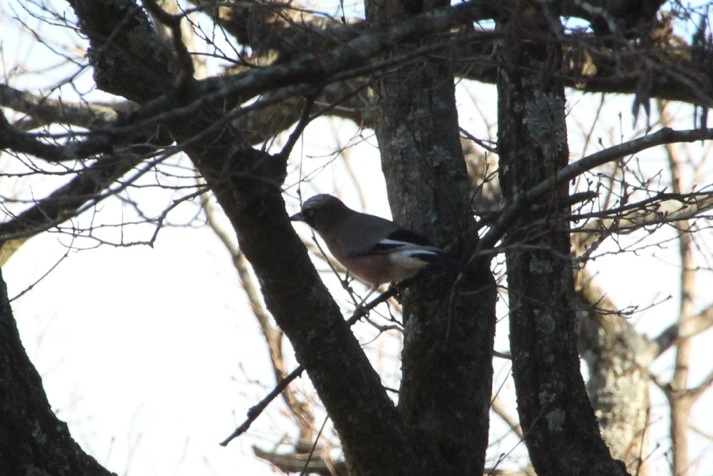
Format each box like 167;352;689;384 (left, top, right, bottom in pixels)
290;194;469;286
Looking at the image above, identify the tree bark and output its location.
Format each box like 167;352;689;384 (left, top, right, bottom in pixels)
366;0;497;473
496;3;628;475
0;269;114;475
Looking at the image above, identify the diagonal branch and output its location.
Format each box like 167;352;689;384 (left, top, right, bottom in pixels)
220;287;397;447
0;84;125;130
476;127;713;257
0;153;141;264
103;0;500;139
187;0;713;107
650;304;713;358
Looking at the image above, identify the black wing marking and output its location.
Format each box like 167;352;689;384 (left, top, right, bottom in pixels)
344;228;433;257
386;228;434;247
345;239;415;257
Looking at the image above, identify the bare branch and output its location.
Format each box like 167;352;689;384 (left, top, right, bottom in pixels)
650;304;713;358
187;1;713;107
220;287;397;447
0;111;112;162
0;153;141;263
252;445;348;476
476;127;713;257
687;367;713;402
0;84;124;130
492;394;523;439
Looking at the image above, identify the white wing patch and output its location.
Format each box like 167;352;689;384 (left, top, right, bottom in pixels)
388;248;440;272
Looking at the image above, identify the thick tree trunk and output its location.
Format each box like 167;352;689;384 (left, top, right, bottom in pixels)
366;0;497;473
0;269;114;476
496;4;628;475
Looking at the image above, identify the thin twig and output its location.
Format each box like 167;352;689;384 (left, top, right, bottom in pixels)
301;415;330;476
220;287;396;446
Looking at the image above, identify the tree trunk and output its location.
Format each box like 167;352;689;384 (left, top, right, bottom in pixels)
496;4;628;475
0;269;114;475
366;0;497;473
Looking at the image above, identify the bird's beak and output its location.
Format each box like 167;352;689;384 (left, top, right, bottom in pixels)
290;211;305;222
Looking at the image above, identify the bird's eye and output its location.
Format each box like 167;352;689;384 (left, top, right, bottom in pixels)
305;209;315;217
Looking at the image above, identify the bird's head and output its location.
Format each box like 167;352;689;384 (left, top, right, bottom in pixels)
290;194;350;234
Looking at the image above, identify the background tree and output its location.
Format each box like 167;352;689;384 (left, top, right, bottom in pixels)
1;0;712;475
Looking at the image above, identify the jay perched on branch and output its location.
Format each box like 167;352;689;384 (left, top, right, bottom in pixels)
291;194;469;286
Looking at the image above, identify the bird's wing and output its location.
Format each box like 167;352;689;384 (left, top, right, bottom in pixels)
344;228;439;257
350;228;470;274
